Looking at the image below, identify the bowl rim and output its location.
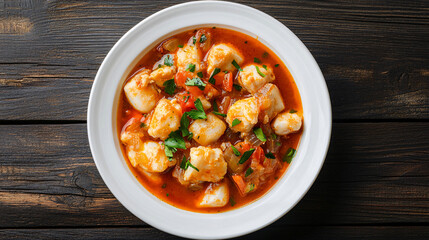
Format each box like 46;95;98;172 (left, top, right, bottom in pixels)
87;1;332;239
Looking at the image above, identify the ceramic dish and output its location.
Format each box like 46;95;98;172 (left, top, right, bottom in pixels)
87;1;331;239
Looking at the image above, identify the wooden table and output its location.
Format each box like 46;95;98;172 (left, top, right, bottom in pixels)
1;1;428;239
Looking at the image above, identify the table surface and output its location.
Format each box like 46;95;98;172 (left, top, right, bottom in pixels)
1;0;428;239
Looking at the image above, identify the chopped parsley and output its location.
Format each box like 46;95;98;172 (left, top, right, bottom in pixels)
164;130;186;150
187;98;207;120
161;183;167;188
231;146;241;156
239;148;255;164
275;64;279;67
255;66;266;77
212;100;218;112
245;168;254;177
265;152;275;159
283;148;296;164
178;44;184;48
230;197;236;206
180;156;199;172
192;36;197;44
262;64;267;70
213;111;226;117
209;68;221;85
253;128;267;142
247;183;255;193
185;77;206;90
186;63;196;72
140;123;146;128
179;113;192;139
199;34;207;43
231;119;241;127
233;84;242;91
290;109;297;113
271;133;277;140
232;60;243;71
253;57;261;63
163;78;176;95
197;71;204;78
164;54;174;66
262;52;269;58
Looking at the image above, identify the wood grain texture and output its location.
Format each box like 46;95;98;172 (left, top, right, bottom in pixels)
1;226;429;240
0;123;427;228
0;0;428;120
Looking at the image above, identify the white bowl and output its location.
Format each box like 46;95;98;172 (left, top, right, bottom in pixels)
87;1;331;239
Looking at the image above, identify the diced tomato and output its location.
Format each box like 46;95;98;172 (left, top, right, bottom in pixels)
175;70;194;88
235;142;251;154
211;72;225;86
231;175;247;197
251;146;265;163
222;72;233;92
175;91;196;112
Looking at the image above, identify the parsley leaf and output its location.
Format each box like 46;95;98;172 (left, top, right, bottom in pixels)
163;79;176;95
233;84;242;91
164;145;176;161
140;123;146;128
283;148;296;163
245;168;254;177
232;60;243;71
265;152;275;159
186;63;196;72
231;119;241;127
239;148;255;164
262;64;267;70
209;68;220;85
231;146;241;156
230;197;236;206
253;128;267;142
164;131;186;149
213;111;226;117
262;52;269;58
180;156;199;172
255;66;266;77
185;77;206;90
187;161;199;171
178;44;184;48
187;99;207;120
254;57;261;63
192;36;197;45
290;109;297;113
179;113;192;139
197;72;204;78
199;34;207;43
275;64;279;67
213;100;218;112
164;54;174;66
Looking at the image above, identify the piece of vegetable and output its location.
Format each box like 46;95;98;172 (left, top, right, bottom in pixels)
275;64;279;67
233;84;242;91
253;128;267;142
164;55;174;66
231;146;241;156
255;66;266;77
164;131;186;150
222;72;233;92
163;38;180;52
213;111;226;117
232;119;241;127
209;68;221;84
262;65;267;70
283;147;296;163
197;72;204;78
239;148;256;164
245;168;253;177
185;77;206;90
199;34;207;43
186;99;207;119
290;109;297;113
163;79;176;95
232;60;243;71
231;175;247;196
186;63;196;72
229;197;236;206
265;152;275;159
254;57;261;63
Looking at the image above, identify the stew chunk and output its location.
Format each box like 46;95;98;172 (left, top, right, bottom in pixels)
256;83;285;123
226;97;260;133
184;147;227;183
197;181;229;208
238;64;275;93
123;69;160;113
150;65;176;88
148;99;182;140
176;45;202;72
207;43;244;74
189;113;227;146
271;112;303;135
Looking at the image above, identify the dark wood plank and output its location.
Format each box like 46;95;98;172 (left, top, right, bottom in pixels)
0;122;427;227
0;0;428;120
1;226;428;240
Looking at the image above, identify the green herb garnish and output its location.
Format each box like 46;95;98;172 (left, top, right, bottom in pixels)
262;52;269;58
253;128;267;142
213;111;226;117
163;78;176;95
213;100;218;112
265;152;275;159
283;148;296;163
230;197;236;206
231;119;241;127
232;60;242;71
245;168;254;177
290;109;297;113
254;57;261;63
164;55;174;66
275;64;279;67
161;183;167;188
271;133;277;140
178;44;184;48
180;156;199;172
179;113;192;139
140;123;146;128
186;63;196;72
209;68;221;85
197;71;204;78
164;130;186;150
247;183;255;193
185;77;206;90
187;99;207;120
231;146;241;156
239;148;255;164
255;66;265;77
233;84;242;91
199;34;207;43
192;36;197;45
262;65;267;70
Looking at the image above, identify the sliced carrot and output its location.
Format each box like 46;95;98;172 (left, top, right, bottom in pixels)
231;175;247;197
